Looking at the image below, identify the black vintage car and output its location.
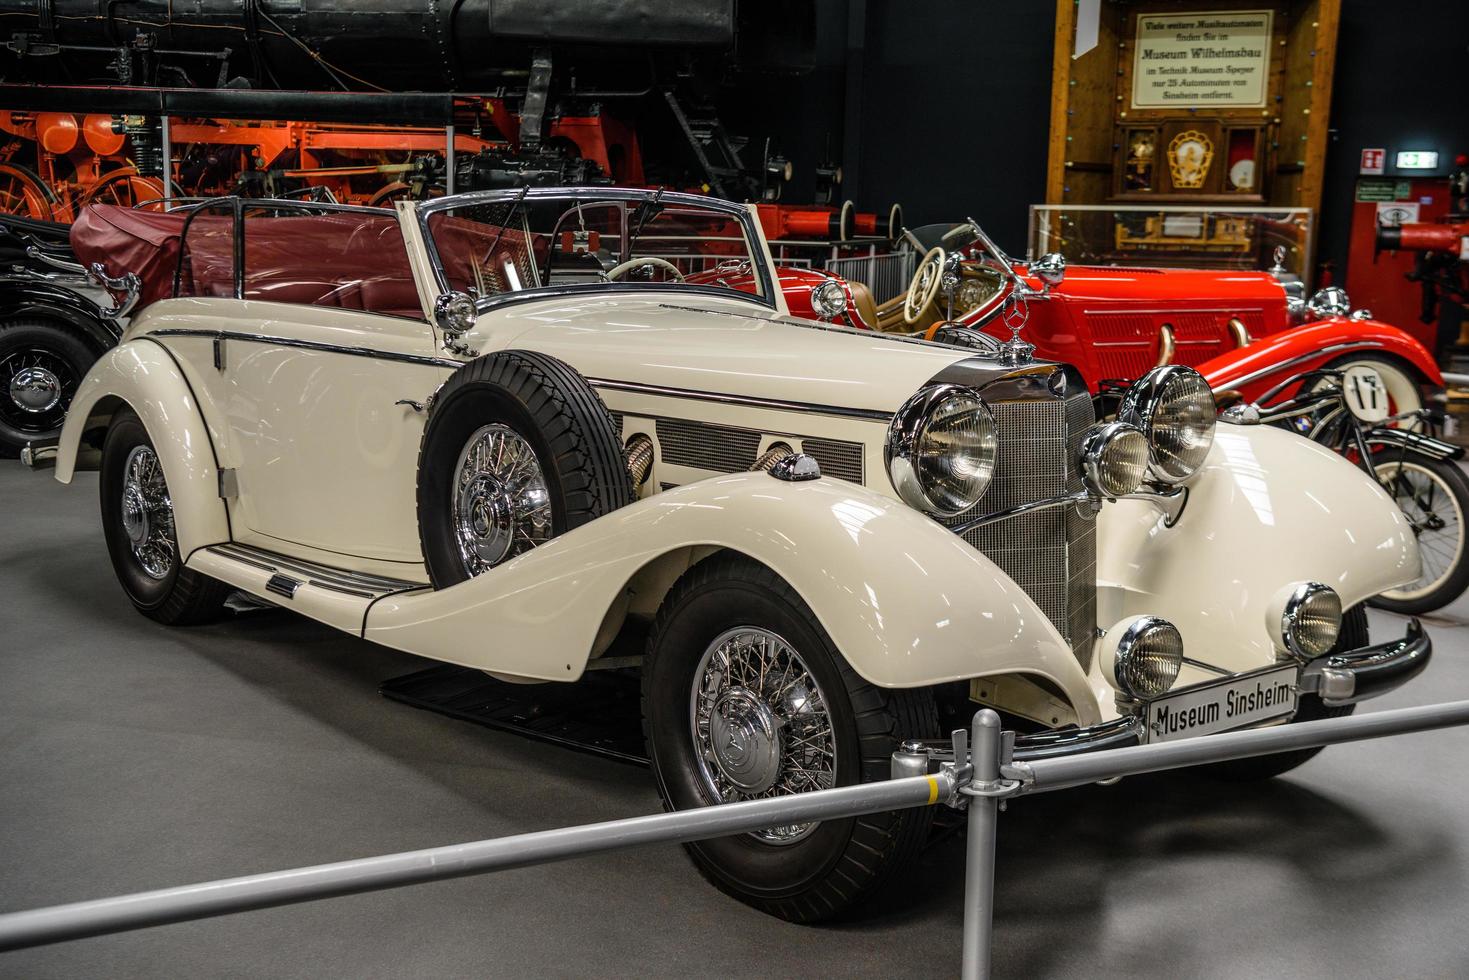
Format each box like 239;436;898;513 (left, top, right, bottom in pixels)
0;215;131;456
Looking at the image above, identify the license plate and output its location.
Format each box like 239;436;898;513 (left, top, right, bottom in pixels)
1146;664;1298;742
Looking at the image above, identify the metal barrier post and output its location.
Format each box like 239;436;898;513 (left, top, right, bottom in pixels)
960;709;1003;980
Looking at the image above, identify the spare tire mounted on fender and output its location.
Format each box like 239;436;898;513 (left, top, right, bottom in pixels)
417;350;634;587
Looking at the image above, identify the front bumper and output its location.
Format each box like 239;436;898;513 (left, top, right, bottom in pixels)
1299;618;1431;707
893;619;1432;774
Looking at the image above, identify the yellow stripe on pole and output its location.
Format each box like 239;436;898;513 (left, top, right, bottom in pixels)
926;776;939;805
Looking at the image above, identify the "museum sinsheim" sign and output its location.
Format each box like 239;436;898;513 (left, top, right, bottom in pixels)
1132;10;1273;109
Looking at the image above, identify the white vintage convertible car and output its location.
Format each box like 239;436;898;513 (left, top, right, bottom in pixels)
37;187;1431;922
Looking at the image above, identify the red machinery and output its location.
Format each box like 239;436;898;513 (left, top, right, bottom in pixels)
0;111;165;220
1343;168;1462;351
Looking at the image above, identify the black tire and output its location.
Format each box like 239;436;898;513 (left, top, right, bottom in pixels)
642;552;939;923
1199;604;1367;781
0;317;99;457
1369;452;1469;615
416;350;633;587
100;408;230;625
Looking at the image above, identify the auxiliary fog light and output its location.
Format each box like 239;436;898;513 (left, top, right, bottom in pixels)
1079;421;1149;498
1269;582;1342;661
1100;615;1184;700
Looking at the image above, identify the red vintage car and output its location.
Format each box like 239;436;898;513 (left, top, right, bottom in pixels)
782;219;1443;414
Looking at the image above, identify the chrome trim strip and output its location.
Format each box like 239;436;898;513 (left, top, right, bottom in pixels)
587;377;894;423
150;329;462;369
1081;306;1266;316
211;543;423;593
1216;342;1377;393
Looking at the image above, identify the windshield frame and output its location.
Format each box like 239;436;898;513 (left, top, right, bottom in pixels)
415;187;777;314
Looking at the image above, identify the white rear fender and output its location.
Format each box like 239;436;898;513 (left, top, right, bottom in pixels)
1098;423;1417;673
364;471;1100;722
54;338;229;560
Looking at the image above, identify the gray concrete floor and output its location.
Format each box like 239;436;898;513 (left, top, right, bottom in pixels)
3;460;1469;979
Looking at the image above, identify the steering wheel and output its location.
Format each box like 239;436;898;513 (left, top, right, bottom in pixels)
904;246;946;324
604;256;686;282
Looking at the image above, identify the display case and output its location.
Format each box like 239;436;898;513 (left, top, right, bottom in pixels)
1028;203;1314;284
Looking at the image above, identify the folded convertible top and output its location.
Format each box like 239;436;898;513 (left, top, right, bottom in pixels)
70;204;188;309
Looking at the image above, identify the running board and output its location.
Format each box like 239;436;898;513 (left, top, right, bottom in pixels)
190;543;428;635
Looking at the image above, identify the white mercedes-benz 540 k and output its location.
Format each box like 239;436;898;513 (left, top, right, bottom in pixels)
34;188;1431;922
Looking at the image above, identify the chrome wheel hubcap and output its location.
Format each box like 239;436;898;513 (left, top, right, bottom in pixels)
121;444;175;580
1;347;74;432
9;365;61;413
451;424;551;576
691;627;837;844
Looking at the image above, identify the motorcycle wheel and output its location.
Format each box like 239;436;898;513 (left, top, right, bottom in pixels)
1371;451;1469;614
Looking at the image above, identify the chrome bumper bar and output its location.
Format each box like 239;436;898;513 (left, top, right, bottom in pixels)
1299;618;1431;706
892;619;1431;776
20;437;59;470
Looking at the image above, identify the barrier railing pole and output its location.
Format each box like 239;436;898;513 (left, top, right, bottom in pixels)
960;708;1002;980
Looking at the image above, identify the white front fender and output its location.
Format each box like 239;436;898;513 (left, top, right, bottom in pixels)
1098;423;1418;674
53;338;230;561
364;471;1102;724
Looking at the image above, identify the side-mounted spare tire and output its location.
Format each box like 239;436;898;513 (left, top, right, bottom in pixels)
416;349;634;587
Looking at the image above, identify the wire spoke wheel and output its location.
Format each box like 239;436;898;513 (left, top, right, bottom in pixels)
0;345;77;434
689;626;837;844
1377;457;1466;603
120;444;177;580
0;164;55;220
450;423;552;576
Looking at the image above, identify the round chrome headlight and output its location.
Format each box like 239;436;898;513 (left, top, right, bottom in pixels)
1279;582;1342;661
885;384;998;516
1307;286;1351;319
1118;365;1216;484
1079;421;1149;497
810;279;848;319
433;290;477;335
1102;615;1183;700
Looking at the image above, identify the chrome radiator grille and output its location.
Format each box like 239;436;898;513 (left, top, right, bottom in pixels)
941;388;1098;669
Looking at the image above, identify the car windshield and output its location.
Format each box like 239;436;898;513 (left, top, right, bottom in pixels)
422;192;770;305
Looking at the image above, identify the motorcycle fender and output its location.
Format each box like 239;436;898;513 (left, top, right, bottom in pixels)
1366;428;1465;462
1198;317;1444;396
54;338;229;560
1097;423;1418;674
364;472;1102;723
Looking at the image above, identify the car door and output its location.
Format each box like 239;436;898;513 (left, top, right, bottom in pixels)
214;203;452;566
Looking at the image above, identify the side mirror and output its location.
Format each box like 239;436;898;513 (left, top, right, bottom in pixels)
1031;252;1066;288
434;291;477;339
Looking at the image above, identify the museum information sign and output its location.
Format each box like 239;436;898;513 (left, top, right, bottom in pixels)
1132;10;1272;109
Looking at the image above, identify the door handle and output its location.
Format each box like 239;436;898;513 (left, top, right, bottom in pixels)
395;399;424;413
